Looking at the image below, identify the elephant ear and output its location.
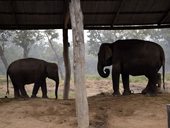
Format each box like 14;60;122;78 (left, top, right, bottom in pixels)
104;44;112;61
98;43;112;65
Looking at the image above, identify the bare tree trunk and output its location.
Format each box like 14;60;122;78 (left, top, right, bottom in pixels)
69;0;89;128
23;47;29;58
46;34;64;80
0;46;8;70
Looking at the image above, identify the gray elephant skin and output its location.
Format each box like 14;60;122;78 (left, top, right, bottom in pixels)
97;39;165;96
6;58;59;98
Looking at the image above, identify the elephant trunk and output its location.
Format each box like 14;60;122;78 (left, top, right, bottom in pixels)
97;63;110;78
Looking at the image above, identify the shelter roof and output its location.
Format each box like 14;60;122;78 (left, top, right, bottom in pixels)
0;0;170;29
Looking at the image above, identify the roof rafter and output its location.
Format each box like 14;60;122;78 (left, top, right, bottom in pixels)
158;9;170;26
10;1;18;25
111;0;124;27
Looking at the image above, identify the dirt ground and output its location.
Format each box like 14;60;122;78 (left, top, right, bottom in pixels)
0;79;170;128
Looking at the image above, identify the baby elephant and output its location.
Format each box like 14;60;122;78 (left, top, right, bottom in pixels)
6;58;59;99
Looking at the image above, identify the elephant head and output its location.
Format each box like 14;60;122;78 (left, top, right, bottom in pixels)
97;43;112;78
46;62;59;98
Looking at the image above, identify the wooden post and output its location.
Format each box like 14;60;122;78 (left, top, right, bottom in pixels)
167;104;170;128
63;0;71;99
63;28;71;99
69;0;89;128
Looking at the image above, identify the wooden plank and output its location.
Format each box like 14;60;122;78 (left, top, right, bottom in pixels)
69;0;89;127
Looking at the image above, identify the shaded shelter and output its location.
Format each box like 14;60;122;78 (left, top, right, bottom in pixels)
0;0;170;128
0;0;170;29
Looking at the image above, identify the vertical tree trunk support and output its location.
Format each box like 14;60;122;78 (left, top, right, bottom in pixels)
63;28;71;99
69;0;89;128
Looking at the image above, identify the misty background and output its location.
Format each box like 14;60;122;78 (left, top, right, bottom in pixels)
0;29;170;79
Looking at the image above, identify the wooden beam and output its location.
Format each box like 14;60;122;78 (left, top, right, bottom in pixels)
69;0;89;128
10;1;18;26
0;12;62;15
0;11;165;15
158;9;170;25
84;24;170;30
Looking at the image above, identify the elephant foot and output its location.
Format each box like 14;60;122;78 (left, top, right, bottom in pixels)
145;92;157;97
42;95;48;98
142;87;149;94
16;93;29;98
142;87;157;96
156;87;163;94
123;90;132;95
21;95;29;98
112;91;121;96
31;95;38;98
14;96;21;99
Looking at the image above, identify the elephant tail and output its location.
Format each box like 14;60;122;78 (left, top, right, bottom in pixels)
6;69;9;96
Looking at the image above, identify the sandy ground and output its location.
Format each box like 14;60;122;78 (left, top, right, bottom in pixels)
0;79;170;128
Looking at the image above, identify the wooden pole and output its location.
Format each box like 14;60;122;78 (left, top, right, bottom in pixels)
69;0;89;128
167;104;170;128
63;28;71;99
63;0;71;99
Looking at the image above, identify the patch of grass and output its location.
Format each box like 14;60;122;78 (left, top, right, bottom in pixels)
0;75;6;84
130;76;147;83
166;73;170;81
85;75;112;80
85;75;102;80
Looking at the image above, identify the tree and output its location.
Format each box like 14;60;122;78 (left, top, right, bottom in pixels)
12;30;39;58
87;29;165;56
87;30;126;56
38;30;64;80
87;29;170;71
0;30;11;69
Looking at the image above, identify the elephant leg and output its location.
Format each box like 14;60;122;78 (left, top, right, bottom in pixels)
41;81;48;98
19;85;29;98
142;74;157;96
31;81;40;98
122;74;131;95
142;80;149;94
13;84;20;98
11;79;20;98
156;73;161;88
112;70;121;96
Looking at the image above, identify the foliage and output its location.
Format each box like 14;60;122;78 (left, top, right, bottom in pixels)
87;29;170;56
87;29;170;72
12;30;40;58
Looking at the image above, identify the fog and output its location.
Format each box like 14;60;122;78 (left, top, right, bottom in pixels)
0;29;170;77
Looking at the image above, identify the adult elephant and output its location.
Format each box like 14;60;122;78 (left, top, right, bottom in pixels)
97;39;165;96
6;58;59;99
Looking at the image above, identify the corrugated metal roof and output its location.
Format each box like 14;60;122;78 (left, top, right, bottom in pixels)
0;0;170;29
